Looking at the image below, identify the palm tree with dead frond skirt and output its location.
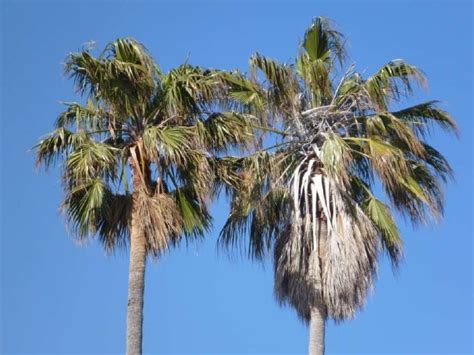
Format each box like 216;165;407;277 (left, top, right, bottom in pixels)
218;17;457;355
36;38;256;355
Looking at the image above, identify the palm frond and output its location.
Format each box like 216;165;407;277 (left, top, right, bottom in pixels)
250;53;300;116
302;17;346;65
363;192;403;266
218;151;289;257
65;141;119;183
173;187;212;238
143;125;196;166
296;17;346;106
419;142;453;182
364;112;426;157
196;112;256;152
97;192;132;252
160;65;228;120
392;101;458;137
35;128;89;169
63;178;108;239
55;100;108;131
321;133;352;182
65;38;156;119
296;54;332;106
103;37;160;78
346;137;410;189
217;70;265;112
364;60;426;110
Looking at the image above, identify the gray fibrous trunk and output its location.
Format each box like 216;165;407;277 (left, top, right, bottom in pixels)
126;193;147;355
308;303;326;355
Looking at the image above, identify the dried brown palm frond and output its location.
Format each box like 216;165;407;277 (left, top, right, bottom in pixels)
133;185;183;256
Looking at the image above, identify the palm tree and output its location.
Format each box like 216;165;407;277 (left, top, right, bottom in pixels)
35;38;255;355
219;17;457;354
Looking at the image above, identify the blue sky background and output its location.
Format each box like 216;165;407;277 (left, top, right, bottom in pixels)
1;1;472;354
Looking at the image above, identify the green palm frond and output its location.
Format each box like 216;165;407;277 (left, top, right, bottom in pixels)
143;124;197;166
321;133;352;181
159;65;228;120
35;128;89;169
55;100;108;131
217;70;265;112
296;54;332;106
196;112;256;152
97;192;132;251
220;185;289;259
65;38;156;119
332;71;363;105
64;178;108;239
398;162;444;222
250;53;299;115
218;150;293;258
419;142;453;182
363;112;426;157
173;187;212;238
65;141;119;183
302;17;346;64
363;192;402;265
103;37;160;77
364;60;426;110
297;17;346;106
160;65;203;118
346;137;410;186
392;101;458;137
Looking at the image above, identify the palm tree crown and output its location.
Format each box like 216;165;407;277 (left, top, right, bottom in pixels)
36;38;254;255
219;17;457;323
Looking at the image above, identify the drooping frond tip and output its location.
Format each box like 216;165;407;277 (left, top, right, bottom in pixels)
365;60;427;110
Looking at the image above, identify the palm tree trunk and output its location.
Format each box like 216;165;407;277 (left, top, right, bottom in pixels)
126;199;147;355
308;217;327;355
308;302;326;355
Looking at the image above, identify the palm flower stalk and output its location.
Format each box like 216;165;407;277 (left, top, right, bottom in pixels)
36;39;256;355
219;17;457;355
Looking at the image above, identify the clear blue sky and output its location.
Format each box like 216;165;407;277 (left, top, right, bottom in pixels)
1;1;472;354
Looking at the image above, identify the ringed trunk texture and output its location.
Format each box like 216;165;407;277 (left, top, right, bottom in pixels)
127;149;148;355
126;206;147;355
126;159;148;355
309;219;326;355
308;302;326;355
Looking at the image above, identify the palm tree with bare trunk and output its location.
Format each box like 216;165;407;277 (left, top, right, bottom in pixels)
36;38;255;355
218;17;457;355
